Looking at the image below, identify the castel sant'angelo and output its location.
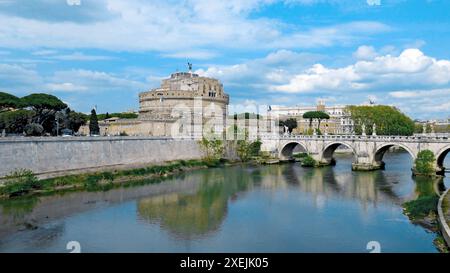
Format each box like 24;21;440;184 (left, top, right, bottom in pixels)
81;65;230;137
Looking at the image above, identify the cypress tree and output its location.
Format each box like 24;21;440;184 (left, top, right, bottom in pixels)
89;109;100;135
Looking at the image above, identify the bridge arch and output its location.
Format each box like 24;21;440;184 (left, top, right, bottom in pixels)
374;143;416;166
279;141;308;161
321;142;357;165
436;145;450;171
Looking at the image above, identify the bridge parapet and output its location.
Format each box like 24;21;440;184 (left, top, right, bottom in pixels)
260;133;450;143
259;133;450;175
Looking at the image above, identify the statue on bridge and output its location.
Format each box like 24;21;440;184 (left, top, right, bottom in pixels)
361;123;366;136
372;123;377;136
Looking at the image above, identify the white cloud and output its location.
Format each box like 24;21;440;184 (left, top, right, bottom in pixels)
0;63;43;91
161;50;218;60
389;88;450;99
46;82;88;92
367;0;381;6
50;52;115;61
32;50;58;56
196;49;324;89
66;0;81;6
272;48;450;93
387;88;450;118
0;63;147;96
353;45;378;60
49;69;147;92
0;0;390;56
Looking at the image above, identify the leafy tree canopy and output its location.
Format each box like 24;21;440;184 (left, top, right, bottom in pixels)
0;92;21;110
302;111;330;120
67;111;88;132
346;105;414;136
280;118;298;133
302;111;330;131
0;109;35;134
414;150;436;176
21;93;67;112
97;112;138;120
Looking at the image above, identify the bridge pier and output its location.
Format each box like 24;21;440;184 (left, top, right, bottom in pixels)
351;162;384;171
310;153;335;167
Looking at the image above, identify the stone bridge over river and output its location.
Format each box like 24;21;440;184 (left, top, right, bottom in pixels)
260;134;450;175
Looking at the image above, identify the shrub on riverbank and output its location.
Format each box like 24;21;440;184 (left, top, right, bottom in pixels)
199;137;225;163
236;139;262;162
293;153;308;159
403;195;439;220
0;159;220;199
0;169;41;197
301;155;316;167
414;150;436;176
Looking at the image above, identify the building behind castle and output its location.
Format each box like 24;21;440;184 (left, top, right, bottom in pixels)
269;100;355;134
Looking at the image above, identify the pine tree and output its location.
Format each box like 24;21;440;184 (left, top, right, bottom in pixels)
89;109;100;135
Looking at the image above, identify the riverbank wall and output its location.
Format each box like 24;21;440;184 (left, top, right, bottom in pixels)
0;137;204;179
437;188;450;248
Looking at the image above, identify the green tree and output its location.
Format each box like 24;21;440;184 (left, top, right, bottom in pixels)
236;139;261;162
301;155;316;167
89;109;100;135
414;150;436;176
302;111;330;130
20;93;67;134
0;109;35;134
249;139;262;157
199;137;224;164
0;92;21;111
97;112;139;120
280;118;298;133
315;111;330;131
346;105;415;136
67;111;87;132
21;93;67;112
24;123;44;136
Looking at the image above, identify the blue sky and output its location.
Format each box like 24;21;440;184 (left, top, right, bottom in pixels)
0;0;449;119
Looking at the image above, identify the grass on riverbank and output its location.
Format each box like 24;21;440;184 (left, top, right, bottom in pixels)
0;159;225;199
443;192;450;227
403;195;439;220
292;153;308;159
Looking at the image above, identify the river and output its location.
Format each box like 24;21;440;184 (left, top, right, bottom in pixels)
0;151;449;253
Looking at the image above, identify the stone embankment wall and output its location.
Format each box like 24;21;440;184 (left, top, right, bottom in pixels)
437;188;450;248
0;136;204;178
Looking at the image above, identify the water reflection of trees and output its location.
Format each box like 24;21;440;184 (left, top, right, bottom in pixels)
411;176;444;199
137;167;255;240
